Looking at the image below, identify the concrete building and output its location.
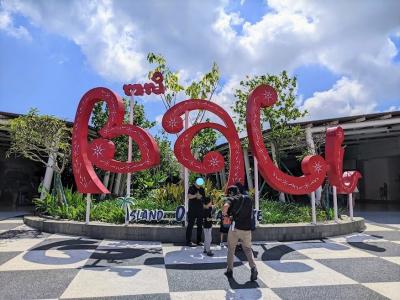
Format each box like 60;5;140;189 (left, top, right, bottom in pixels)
215;111;400;209
1;110;400;211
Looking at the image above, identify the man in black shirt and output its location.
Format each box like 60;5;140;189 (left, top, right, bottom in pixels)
223;185;258;281
185;178;205;246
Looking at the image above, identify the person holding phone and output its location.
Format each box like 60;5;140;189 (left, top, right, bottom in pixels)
185;178;206;247
223;185;258;281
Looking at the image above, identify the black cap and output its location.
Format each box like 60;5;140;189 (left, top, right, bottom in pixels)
227;185;239;196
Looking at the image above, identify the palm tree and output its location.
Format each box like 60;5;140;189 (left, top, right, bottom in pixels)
117;196;135;225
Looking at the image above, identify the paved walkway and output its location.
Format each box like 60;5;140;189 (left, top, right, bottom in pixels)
0;217;399;300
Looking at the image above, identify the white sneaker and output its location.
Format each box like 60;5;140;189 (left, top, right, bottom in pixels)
220;242;225;248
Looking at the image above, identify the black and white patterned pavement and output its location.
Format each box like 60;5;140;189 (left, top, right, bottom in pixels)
0;217;399;300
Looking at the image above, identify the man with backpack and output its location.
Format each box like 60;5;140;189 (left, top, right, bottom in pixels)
222;184;258;281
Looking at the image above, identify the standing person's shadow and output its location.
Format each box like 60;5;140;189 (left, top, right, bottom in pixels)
235;244;313;272
226;276;261;290
225;278;262;299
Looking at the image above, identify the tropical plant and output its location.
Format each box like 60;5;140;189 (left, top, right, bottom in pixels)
117;196;135;225
203;179;225;208
149;183;184;210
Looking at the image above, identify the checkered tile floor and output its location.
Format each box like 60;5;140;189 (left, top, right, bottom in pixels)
0;218;399;299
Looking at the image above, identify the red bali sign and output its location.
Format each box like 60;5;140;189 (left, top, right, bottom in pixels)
325;126;362;194
246;85;328;195
72;88;160;194
72;80;361;195
162;99;245;187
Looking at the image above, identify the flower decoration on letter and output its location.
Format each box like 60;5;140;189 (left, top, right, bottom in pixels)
325;126;361;194
246;84;328;195
72;87;160;194
162;100;245;187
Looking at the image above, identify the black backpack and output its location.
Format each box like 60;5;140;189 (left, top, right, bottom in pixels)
231;195;256;231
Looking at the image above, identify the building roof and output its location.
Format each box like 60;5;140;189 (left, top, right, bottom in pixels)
0;111;96;147
0;111;75;127
216;110;400;152
294;110;400;128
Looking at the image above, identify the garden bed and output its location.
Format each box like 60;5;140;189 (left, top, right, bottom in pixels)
24;215;365;243
34;187;344;225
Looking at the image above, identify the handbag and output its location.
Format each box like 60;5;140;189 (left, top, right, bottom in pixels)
222;214;232;229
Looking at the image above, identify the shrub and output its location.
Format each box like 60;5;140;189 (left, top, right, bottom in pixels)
204;179;225;208
260;199;343;224
33;187;345;225
148;183;184;210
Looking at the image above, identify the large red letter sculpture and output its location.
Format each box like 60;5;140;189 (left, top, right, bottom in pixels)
246;85;328;194
325;126;361;193
72;87;160;194
162;100;245;187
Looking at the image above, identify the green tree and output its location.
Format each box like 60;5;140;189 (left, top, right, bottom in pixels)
6;108;71;202
7;108;71;175
131;133;180;198
233;71;308;201
147;52;220;159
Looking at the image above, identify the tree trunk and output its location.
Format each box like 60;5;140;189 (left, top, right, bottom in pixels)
108;173;115;197
305;127;322;206
41;154;55;199
119;174;127;196
113;173;122;196
100;171;111;200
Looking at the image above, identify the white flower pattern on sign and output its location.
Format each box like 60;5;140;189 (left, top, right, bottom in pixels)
92;144;104;158
208;156;219;167
169;117;181;129
313;161;323;173
263;90;274;102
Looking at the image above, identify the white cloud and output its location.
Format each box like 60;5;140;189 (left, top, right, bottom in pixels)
301;77;376;120
2;0;400;119
212;8;243;42
213;76;240;116
2;0;145;82
0;7;31;40
155;114;163;125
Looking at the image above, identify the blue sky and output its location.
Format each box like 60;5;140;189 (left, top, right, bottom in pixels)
0;11;166;136
1;0;399;135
